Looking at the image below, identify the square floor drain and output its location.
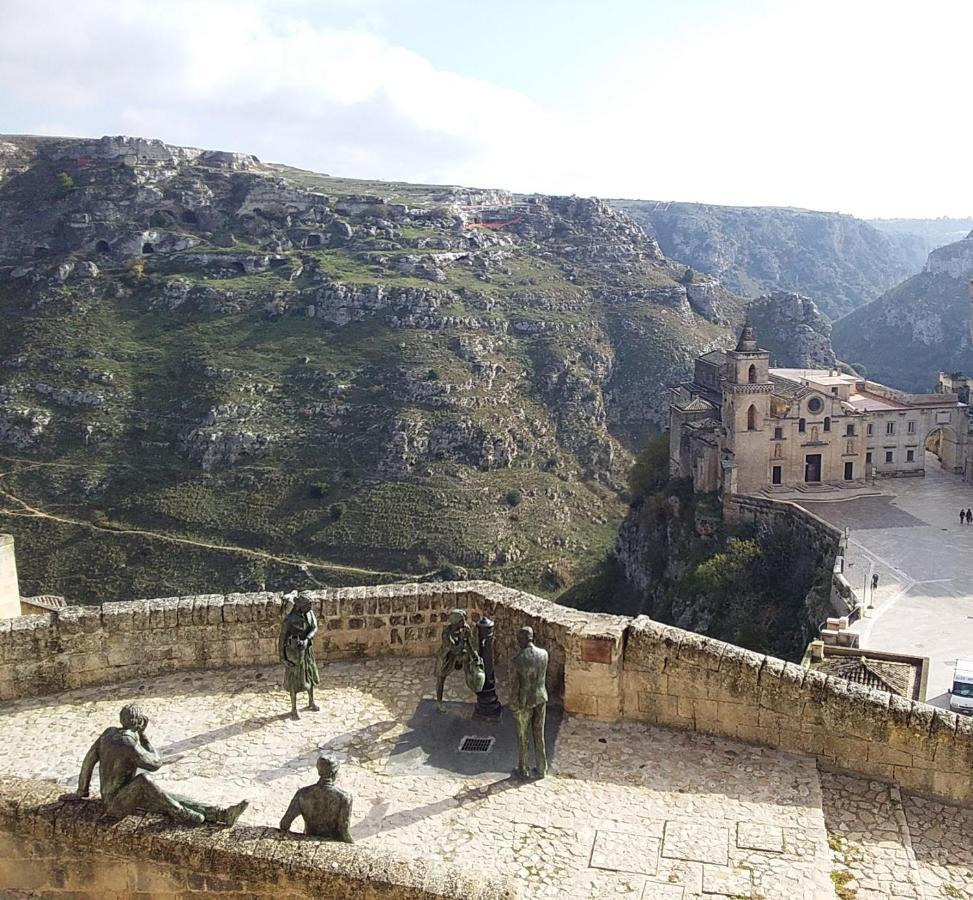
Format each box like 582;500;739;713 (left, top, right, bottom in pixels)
458;736;495;753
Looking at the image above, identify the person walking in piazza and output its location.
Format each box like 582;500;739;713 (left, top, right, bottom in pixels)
279;753;354;842
434;608;485;711
279;594;321;720
967;508;972;525
963;509;969;525
76;703;248;826
510;625;549;780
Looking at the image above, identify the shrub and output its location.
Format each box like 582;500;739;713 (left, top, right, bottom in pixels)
505;488;523;507
329;501;346;521
127;258;147;280
307;482;330;500
53;172;77;198
680;267;695;284
628;432;670;499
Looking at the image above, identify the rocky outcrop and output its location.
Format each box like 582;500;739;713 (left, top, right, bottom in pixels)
747;292;836;368
612;200;928;319
831;235;973;391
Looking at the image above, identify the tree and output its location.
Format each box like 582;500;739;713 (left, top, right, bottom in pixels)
628;432;671;499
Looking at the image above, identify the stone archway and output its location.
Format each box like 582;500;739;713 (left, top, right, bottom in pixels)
925;424;961;471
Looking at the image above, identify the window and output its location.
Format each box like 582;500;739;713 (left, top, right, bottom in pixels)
773;426;783;440
747;405;757;431
885;450;894;463
907;421;916;434
823;416;831;432
807;397;823;414
831;386;839;395
845;423;856;436
772;465;782;485
748;364;757;384
844;462;854;480
867;423;874;436
906;449;915;462
798;418;806;433
886;422;895;435
866;451;873;464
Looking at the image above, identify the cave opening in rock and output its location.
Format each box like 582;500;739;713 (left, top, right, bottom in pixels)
142;242;155;254
181;210;198;224
304;233;323;248
95;240;111;255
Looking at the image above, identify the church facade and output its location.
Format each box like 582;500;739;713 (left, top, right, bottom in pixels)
669;324;972;496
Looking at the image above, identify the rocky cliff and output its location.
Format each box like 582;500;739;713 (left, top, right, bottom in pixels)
0;134;768;601
746;292;836;369
831;234;973;391
612;200;927;320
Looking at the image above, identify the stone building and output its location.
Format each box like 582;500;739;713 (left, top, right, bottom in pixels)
670;323;972;495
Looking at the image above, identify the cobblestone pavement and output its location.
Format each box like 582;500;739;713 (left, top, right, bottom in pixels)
822;770;973;900
0;658;837;899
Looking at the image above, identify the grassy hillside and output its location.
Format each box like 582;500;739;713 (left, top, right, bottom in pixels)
0;135;745;602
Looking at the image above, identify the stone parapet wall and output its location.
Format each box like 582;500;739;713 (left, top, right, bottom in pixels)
0;776;517;899
5;580;973;805
622;617;973;805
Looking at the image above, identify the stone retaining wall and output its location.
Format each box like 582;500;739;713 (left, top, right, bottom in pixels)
5;580;973;805
0;776;516;899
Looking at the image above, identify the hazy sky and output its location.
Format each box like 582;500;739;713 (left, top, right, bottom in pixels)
1;0;969;217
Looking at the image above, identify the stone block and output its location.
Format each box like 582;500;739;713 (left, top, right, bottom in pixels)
589;829;659;875
662;820;728;865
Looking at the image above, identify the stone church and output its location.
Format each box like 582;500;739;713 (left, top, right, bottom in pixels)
669;323;972;495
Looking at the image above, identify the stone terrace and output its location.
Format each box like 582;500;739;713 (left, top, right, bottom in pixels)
0;657;836;899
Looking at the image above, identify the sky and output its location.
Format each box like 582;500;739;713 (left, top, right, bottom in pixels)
1;0;970;218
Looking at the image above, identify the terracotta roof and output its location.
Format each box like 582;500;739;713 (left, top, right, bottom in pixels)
818;655;917;699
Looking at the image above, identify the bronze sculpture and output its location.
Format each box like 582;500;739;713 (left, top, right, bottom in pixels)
280;594;321;720
434;608;485;710
510;626;549;779
76;703;248;826
279;754;353;842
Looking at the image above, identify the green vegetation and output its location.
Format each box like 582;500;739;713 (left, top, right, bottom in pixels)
52;171;77;198
627;433;669;498
0;135;749;604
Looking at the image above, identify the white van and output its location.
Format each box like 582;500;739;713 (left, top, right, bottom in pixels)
949;660;973;715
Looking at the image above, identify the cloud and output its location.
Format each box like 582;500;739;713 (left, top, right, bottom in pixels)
0;0;566;189
2;0;973;216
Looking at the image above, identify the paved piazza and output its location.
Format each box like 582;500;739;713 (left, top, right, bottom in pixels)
0;657;843;899
801;455;973;707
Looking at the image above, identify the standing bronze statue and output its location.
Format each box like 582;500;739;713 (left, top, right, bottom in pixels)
76;703;248;826
280;594;321;720
510;626;549;779
434;608;485;711
279;753;354;842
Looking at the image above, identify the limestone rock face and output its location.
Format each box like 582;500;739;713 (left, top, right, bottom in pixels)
832;235;973;391
612;199;928;319
0;131;833;600
747;292;836;369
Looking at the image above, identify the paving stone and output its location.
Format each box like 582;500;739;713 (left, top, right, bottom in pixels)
662;821;729;866
0;657;837;899
590;829;659;876
736;821;783;853
640;883;684;899
701;862;752;895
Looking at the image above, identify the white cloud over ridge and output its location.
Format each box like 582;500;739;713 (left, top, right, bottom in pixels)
1;0;972;216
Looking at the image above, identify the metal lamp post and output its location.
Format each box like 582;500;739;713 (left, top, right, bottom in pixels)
474;616;502;720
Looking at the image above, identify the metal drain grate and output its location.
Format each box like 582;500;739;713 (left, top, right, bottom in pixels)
458;736;495;753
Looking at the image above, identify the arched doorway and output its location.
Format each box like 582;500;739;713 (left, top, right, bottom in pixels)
747;404;757;430
926;425;961;472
